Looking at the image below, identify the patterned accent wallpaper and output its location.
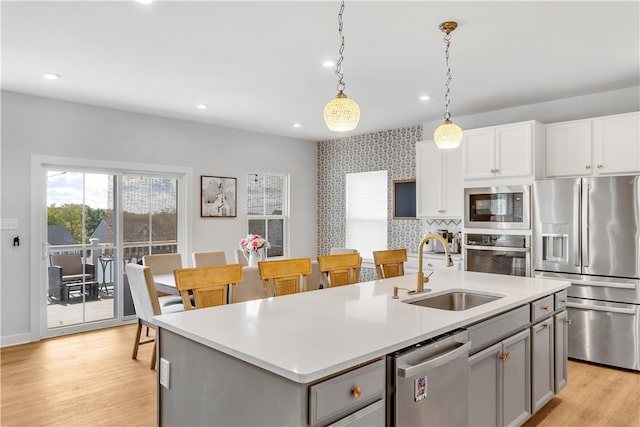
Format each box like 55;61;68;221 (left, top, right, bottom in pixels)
317;125;423;281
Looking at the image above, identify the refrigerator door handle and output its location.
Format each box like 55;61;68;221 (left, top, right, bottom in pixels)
571;279;637;290
573;182;581;267
581;182;590;268
567;302;637;315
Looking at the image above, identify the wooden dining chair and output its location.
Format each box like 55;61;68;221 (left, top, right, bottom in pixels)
192;251;227;267
317;252;362;287
126;264;185;369
258;258;312;296
173;264;243;309
373;248;407;279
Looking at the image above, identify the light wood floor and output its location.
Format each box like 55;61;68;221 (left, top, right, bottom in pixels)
1;324;639;426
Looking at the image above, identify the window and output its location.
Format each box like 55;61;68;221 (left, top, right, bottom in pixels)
247;173;288;258
346;171;388;260
121;175;178;258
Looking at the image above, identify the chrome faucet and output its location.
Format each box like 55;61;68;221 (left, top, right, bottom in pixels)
415;233;454;294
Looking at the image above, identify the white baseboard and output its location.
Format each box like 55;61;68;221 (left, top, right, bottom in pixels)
1;332;33;348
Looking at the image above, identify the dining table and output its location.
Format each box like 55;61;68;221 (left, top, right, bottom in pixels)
154;273;179;295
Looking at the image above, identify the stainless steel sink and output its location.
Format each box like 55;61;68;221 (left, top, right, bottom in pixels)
407;290;503;311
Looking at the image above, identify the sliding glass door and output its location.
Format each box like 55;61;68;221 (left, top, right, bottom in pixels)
43;165;183;335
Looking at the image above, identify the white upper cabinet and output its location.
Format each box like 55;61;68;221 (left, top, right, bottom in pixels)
462;128;495;180
462;121;543;184
545;120;592;176
545;111;640;177
593;112;640;175
416;140;463;218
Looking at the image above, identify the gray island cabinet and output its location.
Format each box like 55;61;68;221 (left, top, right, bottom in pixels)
154;270;569;427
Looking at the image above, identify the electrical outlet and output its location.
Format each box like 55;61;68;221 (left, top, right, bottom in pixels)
1;218;18;230
160;358;170;389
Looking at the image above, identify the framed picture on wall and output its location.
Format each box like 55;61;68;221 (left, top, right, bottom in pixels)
393;179;416;219
201;175;237;218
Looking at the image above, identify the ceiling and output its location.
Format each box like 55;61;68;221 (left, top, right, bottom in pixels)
2;1;639;142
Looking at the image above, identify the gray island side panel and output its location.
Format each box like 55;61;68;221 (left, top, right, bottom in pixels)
158;328;307;427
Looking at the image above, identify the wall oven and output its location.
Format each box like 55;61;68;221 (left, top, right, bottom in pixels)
465;233;531;277
464;186;530;230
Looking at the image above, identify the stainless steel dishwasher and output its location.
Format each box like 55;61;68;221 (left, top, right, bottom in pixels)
386;329;470;426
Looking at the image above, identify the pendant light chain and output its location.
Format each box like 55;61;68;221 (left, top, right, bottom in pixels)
443;32;453;122
433;21;462;149
335;0;346;92
323;0;360;132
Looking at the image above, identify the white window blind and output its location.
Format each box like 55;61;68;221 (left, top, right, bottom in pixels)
247;173;288;258
346;170;388;260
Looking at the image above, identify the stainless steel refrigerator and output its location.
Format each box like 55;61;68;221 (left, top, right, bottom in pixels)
532;175;640;371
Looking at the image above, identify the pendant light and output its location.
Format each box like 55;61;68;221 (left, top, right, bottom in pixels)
434;21;462;149
324;0;360;132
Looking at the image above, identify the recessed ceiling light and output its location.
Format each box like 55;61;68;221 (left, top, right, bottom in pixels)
293;123;302;128
43;73;61;81
196;104;208;110
136;0;154;4
322;60;335;68
419;95;431;101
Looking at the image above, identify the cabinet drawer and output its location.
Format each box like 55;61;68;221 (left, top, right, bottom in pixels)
327;399;385;427
309;359;385;426
531;295;554;322
555;290;568;311
468;305;530;354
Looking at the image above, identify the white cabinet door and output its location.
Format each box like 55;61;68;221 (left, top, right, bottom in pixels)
463;128;495;179
442;145;463;217
416;141;443;217
496;122;533;178
464;122;539;181
593;111;640;175
545;120;592;177
416;140;462;218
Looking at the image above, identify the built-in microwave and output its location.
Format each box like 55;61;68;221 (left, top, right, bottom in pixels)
464;185;530;230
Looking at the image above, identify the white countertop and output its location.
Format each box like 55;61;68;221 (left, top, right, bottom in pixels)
154;270;569;383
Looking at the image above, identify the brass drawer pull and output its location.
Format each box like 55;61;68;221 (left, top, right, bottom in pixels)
499;352;511;361
438;209;446;213
586;165;591;170
352;386;362;399
597;164;603;169
543;323;550;329
542;305;550;311
494;168;500;173
565;319;573;325
560;298;567;303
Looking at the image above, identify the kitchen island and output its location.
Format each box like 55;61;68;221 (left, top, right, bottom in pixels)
154;270;570;426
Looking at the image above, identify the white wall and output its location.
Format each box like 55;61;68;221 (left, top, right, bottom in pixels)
423;86;640;137
0;91;317;345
